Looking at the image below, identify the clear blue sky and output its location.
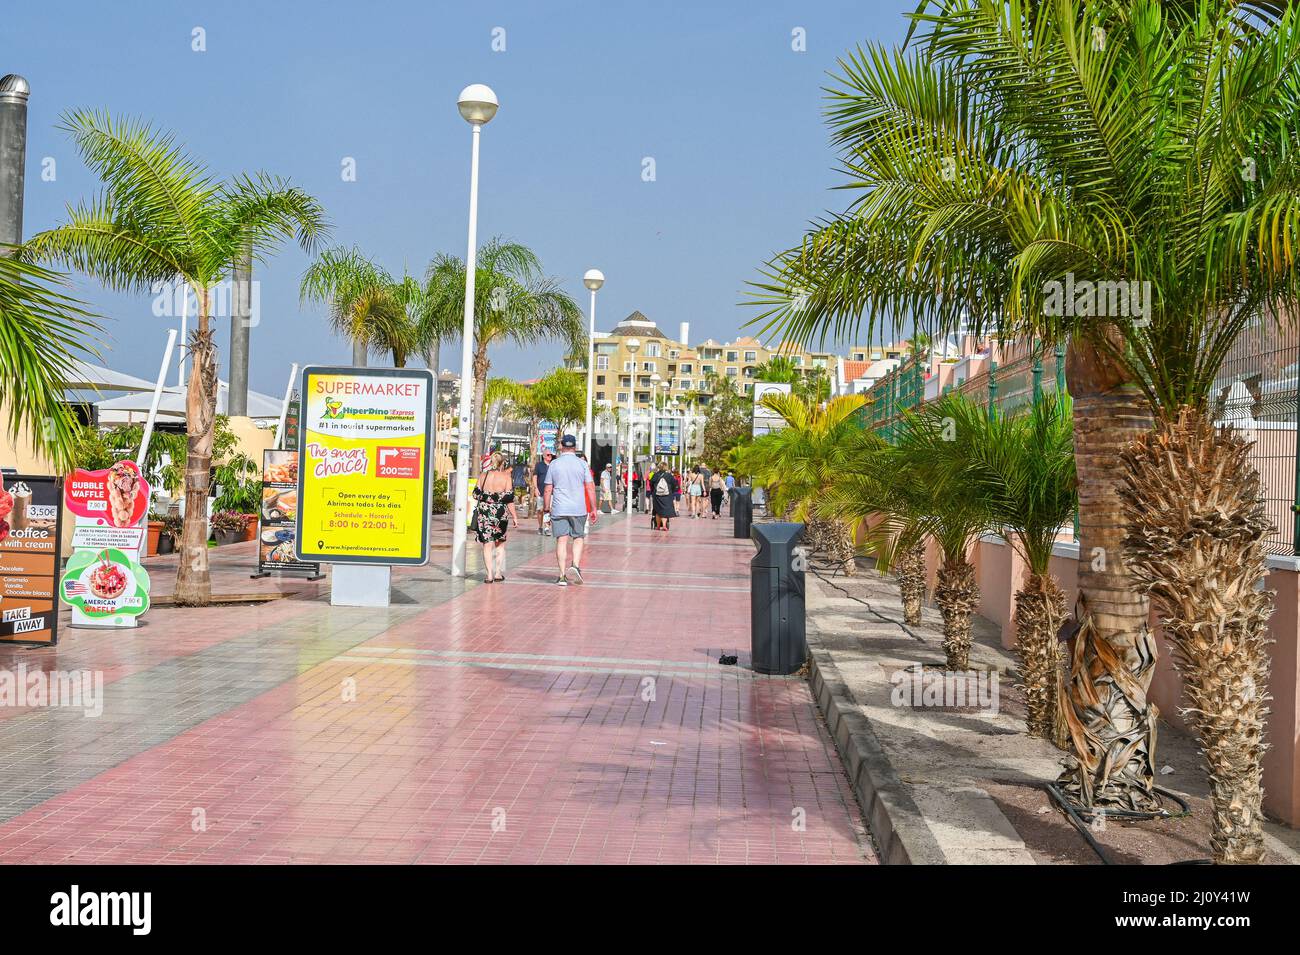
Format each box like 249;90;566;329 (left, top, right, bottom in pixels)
2;0;916;395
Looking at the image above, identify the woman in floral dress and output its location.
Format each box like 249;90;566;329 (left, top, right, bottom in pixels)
473;451;519;583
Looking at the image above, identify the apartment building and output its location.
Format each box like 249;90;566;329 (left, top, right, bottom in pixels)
573;310;843;412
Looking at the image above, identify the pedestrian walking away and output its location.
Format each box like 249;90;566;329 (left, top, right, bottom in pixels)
688;467;706;518
648;459;679;532
710;470;725;518
473;451;520;582
543;434;598;585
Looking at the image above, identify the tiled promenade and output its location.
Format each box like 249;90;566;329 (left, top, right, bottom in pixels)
0;509;874;864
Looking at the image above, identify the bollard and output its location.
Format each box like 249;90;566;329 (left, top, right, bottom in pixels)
750;522;806;675
732;485;752;540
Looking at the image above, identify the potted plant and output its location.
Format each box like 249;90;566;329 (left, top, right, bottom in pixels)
210;509;246;546
147;511;166;556
156;512;183;555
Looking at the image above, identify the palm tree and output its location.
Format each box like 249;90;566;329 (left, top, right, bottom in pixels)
0;254;99;470
748;0;1300;860
916;392;1077;739
24;110;327;606
424;239;584;459
301;247;428;367
731;393;866;574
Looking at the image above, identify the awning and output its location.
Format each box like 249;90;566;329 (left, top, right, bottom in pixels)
96;380;283;423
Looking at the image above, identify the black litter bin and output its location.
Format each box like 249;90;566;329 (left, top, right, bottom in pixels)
732;486;753;539
750;522;806;675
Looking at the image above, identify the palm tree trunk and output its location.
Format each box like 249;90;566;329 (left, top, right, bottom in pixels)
1058;336;1161;811
1120;408;1273;863
471;344;489;460
426;340;440;480
896;540;926;626
352;336;367;367
934;555;978;670
1014;570;1067;741
174;285;217;606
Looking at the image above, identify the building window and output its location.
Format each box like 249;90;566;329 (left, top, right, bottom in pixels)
702;364;715;374
743;366;754;378
726;367;738;377
792;356;803;366
642;361;655;371
646;342;661;357
596;355;609;370
744;351;757;362
726;351;738;362
617;392;628;403
743;382;753;394
596;392;605;401
623;360;634;372
636;392;650;403
680;379;691;390
853;352;865;361
679;363;693;374
596;375;605;385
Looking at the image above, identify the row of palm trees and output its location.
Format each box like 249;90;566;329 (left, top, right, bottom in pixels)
7;110;585;609
738;389;1075;741
746;0;1300;864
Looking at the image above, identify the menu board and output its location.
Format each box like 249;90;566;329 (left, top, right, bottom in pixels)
61;460;152;628
0;475;63;645
283;389;301;450
253;449;321;577
296;366;434;565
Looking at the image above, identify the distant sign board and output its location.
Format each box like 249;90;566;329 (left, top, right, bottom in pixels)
295;365;434;565
653;417;681;456
752;382;793;437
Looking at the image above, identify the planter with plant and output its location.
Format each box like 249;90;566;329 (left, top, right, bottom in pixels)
210;510;247;546
156;512;183;555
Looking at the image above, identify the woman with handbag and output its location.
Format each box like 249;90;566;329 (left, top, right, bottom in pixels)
473;451;519;583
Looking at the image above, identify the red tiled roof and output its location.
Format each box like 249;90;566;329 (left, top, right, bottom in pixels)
842;360;871;381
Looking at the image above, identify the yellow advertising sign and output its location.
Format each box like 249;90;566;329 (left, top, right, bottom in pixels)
295;366;434;565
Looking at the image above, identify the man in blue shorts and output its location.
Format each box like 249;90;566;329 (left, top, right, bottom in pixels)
543;434;597;585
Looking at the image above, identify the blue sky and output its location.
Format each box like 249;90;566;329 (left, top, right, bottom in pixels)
2;0;916;394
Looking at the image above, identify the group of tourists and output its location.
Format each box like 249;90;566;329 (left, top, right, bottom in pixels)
471;441;739;584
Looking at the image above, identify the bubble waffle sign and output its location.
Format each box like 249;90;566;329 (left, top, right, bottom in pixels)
66;461;150;528
295;366;434;565
64;460;151;629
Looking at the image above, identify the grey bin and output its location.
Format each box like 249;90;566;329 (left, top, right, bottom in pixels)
750;522;806;675
732;485;753;539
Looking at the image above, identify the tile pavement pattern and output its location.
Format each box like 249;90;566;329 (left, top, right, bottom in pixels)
0;509;874;864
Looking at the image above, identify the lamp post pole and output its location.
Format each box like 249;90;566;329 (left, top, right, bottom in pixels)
582;269;604;460
624;338;640;515
451;84;498;578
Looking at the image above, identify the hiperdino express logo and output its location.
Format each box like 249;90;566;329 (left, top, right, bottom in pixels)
321;402;415;422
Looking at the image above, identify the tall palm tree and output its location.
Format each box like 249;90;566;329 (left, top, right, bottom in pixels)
748;0;1300;861
0;254;99;470
732;393;867;574
24;110;327;606
424;239;584;459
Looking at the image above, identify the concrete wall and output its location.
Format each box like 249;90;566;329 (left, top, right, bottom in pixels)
961;533;1300;827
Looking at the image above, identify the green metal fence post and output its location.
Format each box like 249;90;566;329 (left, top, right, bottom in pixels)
1032;341;1043;405
1055;342;1066;391
988;358;998;414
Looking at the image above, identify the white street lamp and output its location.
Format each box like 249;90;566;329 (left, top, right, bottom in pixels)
625;338;640;515
582;268;604;460
451;83;498;578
